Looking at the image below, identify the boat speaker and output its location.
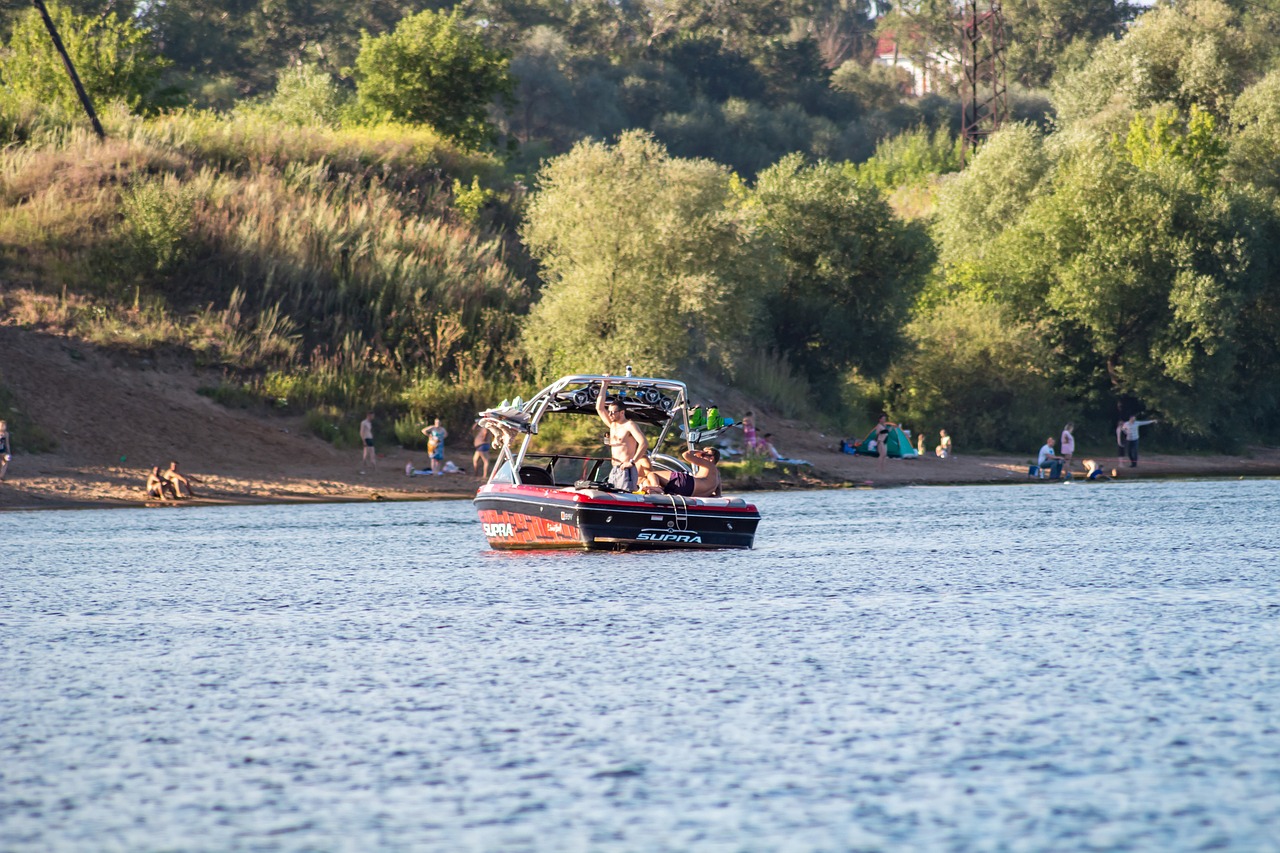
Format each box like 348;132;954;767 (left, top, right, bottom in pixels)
641;387;660;404
572;389;589;406
587;385;600;401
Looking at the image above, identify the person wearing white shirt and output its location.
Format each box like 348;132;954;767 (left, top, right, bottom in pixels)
1124;415;1158;467
1037;437;1063;480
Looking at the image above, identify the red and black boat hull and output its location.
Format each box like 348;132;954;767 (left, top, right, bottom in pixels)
474;485;759;551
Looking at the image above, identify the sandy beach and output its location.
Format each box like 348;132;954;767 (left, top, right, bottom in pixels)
3;325;1279;512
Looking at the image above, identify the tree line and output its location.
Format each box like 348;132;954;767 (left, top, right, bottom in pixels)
1;1;1279;452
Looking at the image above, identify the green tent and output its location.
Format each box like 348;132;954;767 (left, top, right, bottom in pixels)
854;424;919;458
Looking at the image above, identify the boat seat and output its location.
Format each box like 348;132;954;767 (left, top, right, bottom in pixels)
518;465;554;486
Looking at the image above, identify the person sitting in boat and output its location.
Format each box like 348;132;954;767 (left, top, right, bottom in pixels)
596;380;650;491
644;447;721;498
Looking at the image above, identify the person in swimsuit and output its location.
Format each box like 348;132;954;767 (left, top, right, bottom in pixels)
422;418;448;475
472;423;493;479
644;447;721;497
875;413;897;470
596;381;649;491
163;460;201;498
359;412;376;471
0;419;9;481
145;466;177;500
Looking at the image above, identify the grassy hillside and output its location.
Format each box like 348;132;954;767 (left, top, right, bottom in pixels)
0;110;531;449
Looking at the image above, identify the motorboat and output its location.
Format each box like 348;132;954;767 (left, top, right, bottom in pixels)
473;374;761;550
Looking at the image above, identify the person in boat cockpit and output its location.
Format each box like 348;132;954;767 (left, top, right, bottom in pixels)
597;380;651;491
644;447;721;498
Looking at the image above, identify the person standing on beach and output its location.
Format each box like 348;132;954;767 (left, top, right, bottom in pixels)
422;419;448;475
1060;423;1075;472
875;413;897;470
1116;418;1128;465
0;419;10;481
359;412;376;471
1124;415;1158;467
472;422;493;480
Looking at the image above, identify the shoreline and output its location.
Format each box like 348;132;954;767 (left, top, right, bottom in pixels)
3;448;1278;512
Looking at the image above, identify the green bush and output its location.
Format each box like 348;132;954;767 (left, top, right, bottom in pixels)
118;175;198;274
196;381;260;409
393;413;430;449
885;294;1064;451
303;405;360;449
731;348;814;420
0;377;57;453
854;125;963;192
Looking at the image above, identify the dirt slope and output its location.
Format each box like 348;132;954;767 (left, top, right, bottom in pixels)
2;324;1278;510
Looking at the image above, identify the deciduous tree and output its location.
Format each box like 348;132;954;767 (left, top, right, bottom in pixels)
354;8;514;148
752;153;933;384
1;2;171;115
520;131;770;379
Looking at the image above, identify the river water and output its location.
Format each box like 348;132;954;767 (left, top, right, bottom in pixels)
2;479;1279;852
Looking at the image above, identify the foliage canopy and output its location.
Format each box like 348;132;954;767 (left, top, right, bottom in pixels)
354;9;514;148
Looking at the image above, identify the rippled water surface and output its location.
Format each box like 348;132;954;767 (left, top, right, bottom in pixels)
3;479;1280;852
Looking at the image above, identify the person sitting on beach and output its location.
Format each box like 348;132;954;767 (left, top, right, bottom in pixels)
146;466;177;500
644;448;721;497
936;429;952;459
759;433;784;461
1037;437;1064;480
162;460;200;498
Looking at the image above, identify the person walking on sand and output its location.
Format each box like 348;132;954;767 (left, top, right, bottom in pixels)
472;422;493;480
359;412;376;471
1124;415;1159;467
0;419;10;482
422;419;448;475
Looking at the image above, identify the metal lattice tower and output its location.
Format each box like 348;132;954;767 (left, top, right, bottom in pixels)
958;0;1007;164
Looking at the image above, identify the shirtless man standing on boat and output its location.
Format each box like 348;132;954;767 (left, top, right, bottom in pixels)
597;380;649;491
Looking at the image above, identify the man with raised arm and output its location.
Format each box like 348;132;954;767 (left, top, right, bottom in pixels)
596;380;649;491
